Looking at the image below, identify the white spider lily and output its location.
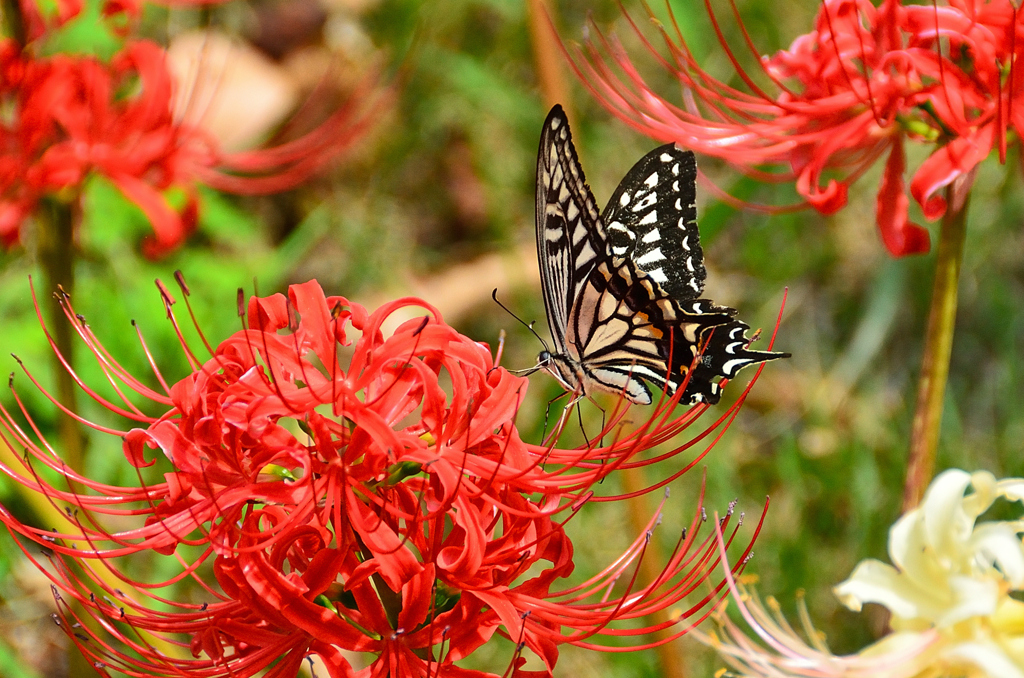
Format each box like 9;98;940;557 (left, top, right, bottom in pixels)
697;469;1024;678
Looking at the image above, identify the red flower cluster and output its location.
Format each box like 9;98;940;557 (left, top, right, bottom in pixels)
0;34;380;257
0;40;201;254
571;0;1023;256
0;280;764;677
15;0;86;44
16;0;231;44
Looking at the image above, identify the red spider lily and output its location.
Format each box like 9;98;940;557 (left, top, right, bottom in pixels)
0;37;382;257
569;0;1024;256
15;0;85;43
0;278;767;677
17;0;232;43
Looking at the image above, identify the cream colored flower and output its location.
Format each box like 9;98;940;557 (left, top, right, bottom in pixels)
836;469;1024;677
697;469;1024;678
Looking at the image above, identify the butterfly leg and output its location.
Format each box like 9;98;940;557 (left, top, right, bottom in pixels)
573;396;610;451
590;396;608;450
541;390;572;444
546;392;594;450
574;400;590;448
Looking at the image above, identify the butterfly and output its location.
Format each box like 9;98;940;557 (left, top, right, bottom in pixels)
534;104;788;406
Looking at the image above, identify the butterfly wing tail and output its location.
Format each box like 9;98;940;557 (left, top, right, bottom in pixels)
679;319;790;405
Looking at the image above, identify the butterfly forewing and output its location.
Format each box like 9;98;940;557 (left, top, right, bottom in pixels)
535;107;606;356
602;145;706;301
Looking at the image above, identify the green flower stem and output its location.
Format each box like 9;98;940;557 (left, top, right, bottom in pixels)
37;197;86;483
35;197;96;678
903;174;975;511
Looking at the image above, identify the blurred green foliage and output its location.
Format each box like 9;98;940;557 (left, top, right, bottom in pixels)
1;0;1023;676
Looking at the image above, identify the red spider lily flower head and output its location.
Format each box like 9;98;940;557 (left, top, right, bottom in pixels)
15;0;85;43
569;0;1024;257
0;34;384;257
15;0;232;45
0;278;768;677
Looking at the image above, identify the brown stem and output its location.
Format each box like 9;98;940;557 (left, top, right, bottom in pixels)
526;0;572;114
903;171;975;511
619;466;688;678
36;196;85;480
1;0;27;48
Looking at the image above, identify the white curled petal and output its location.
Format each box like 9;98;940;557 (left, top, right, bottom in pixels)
969;523;1024;587
937;575;999;627
998;478;1024;503
963;470;999;520
835;560;943;620
888;509;925;574
941;640;1024;678
889;509;949;594
922;469;975;559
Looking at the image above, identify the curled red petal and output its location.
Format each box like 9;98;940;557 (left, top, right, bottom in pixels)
798;173;848;214
111;172;193;257
122;427;160;467
876;136;931;256
910;125;995;220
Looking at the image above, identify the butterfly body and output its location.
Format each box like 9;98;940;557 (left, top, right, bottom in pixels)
534;105;787;406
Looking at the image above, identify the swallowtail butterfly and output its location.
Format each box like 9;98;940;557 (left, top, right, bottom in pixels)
534;105;788;405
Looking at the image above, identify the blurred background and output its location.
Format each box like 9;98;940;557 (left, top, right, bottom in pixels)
0;0;1022;676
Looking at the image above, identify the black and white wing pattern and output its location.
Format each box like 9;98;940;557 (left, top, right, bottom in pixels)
534;104;606;358
534;105;788;405
602;144;706;302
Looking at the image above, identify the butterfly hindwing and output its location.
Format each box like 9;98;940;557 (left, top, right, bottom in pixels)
602;145;705;301
660;308;778;404
571;258;737;404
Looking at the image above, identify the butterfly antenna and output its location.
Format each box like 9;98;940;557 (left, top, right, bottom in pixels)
491;289;550;352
